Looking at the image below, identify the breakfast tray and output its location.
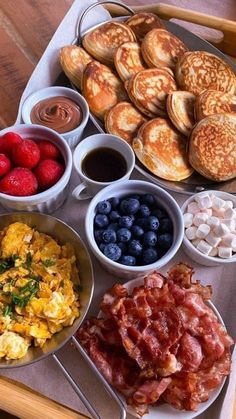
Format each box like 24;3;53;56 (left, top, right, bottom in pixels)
0;1;236;418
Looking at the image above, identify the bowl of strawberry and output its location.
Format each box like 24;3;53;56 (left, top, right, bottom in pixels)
0;124;72;212
85;180;184;279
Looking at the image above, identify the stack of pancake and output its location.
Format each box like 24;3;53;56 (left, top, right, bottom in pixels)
59;13;236;183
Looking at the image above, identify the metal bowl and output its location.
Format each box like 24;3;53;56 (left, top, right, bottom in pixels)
0;212;94;368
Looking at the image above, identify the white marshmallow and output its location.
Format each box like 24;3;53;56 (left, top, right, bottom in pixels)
201;208;213;216
207;216;220;229
187;202;200;215
185;226;197;240
209;247;218;257
218;247;233;259
183;213;193;228
224;207;235;219
224;200;234;210
197;240;212;255
205;233;221;248
214;223;230;237
221;218;236;231
192;239;201;247
193;212;209;227
212;208;226;218
211;195;226;211
221;234;236;248
196;224;210;239
195;194;212;209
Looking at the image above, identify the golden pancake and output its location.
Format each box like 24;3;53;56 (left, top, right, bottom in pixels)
127;68;177;117
133;118;193;181
59;45;93;90
114;42;146;82
82;21;136;67
195;90;236;121
141;29;188;69
105;101;147;144
176;51;236;95
189;113;236;181
125;12;164;42
82;61;128;120
167;91;196;136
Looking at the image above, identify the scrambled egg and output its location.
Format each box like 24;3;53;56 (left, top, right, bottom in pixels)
0;222;81;359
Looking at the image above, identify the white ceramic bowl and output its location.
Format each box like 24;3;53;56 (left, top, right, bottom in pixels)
85;180;184;279
21;86;89;148
0;124;72;213
181;190;236;266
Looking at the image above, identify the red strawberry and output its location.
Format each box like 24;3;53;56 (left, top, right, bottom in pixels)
12;139;40;169
34;159;64;190
0;168;38;196
37;140;60;161
0;154;11;177
0;132;23;157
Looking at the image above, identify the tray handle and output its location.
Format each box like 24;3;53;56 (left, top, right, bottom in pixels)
77;1;134;43
105;2;236;57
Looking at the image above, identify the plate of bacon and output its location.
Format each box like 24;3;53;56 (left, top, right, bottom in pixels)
77;263;234;418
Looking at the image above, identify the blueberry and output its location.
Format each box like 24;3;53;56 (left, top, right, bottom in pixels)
117;242;127;253
120;255;136;266
94;229;104;244
109;211;120;222
109;197;120;209
152;207;167;220
142;248;158;264
131;225;144;239
94;214;109;229
141;194;156;206
159;218;173;233
139;204;151;218
128;240;143;257
120;198;140;215
118;215;133;229
143;231;157;247
97;200;111;215
128;194;141;200
146;216;159;231
99;243;106;253
107;223;119;231
104;243;121;261
157;233;173;249
102;229;116;243
117;228;131;243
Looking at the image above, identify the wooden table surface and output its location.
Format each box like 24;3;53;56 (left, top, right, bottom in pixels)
0;1;235;418
0;0;236;130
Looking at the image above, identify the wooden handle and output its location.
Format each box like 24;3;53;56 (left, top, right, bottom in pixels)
105;2;236;56
0;376;89;419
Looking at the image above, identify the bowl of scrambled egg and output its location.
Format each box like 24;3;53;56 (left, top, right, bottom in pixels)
0;212;94;367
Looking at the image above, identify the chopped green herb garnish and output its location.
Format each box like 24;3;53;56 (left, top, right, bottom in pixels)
60;280;64;288
22;252;32;270
0;283;3;289
3;304;13;316
42;259;55;267
0;255;19;274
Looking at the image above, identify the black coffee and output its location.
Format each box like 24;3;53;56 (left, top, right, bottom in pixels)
82;147;127;182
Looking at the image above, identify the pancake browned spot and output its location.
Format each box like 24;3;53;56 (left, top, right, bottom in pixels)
189;113;236;181
126;12;164;42
176;51;236;95
167;91;196;136
133;118;193;181
82;61;128;120
127;68;177;117
141;29;188;69
195;90;236;121
105;101;147;144
59;45;93;90
82;21;136;67
114;42;146;82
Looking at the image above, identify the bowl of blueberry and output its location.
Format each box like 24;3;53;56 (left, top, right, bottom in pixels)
85;180;184;279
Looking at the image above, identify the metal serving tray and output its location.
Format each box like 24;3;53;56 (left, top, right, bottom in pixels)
73;1;236;195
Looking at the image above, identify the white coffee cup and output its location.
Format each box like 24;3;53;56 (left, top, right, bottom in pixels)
72;133;135;200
